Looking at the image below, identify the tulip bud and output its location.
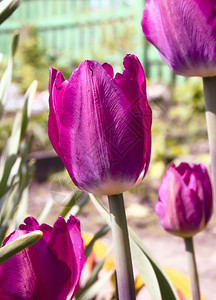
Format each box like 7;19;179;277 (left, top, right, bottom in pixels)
141;0;216;77
0;216;85;299
48;54;152;195
155;163;213;237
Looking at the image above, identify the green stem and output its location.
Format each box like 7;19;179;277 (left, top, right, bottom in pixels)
108;194;136;300
184;237;200;300
203;76;216;216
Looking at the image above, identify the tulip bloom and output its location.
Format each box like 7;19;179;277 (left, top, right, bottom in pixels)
0;216;85;299
48;54;152;195
155;163;212;237
141;0;216;77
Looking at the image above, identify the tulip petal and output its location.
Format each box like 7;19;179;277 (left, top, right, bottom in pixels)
142;0;216;76
102;63;114;78
67;215;85;295
192;164;213;225
48;216;85;298
114;54;152;177
48;68;68;162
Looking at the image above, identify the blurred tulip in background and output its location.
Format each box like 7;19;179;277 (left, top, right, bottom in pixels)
141;0;216;77
155;162;213;237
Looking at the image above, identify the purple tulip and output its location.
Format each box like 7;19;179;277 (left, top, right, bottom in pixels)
48;54;152;195
141;0;216;77
155;162;213;237
0;216;85;299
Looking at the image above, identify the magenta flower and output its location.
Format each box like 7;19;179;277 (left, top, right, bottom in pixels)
155;162;213;237
0;216;85;299
48;54;152;195
141;0;216;77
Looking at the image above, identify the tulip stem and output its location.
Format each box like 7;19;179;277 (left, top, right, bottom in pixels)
184;237;200;300
203;76;216;216
108;194;136;300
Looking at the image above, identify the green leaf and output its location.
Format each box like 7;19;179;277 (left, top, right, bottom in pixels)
37;199;54;224
89;194;179;300
130;238;162;299
0;80;37;178
89;194;110;223
77;246;112;298
0;57;12;118
70;193;89;217
13;187;28;227
0;226;8;246
129;230;179;300
84;224;110;261
11;31;19;57
0;112;22;164
0;183;19;227
20;134;34;162
0;32;19;119
60;190;84;218
0;182;17;220
20;80;37;141
76;270;113;300
0;230;42;265
0;0;21;25
0;154;16;198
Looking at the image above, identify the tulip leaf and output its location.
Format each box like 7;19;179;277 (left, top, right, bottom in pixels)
0;184;20;228
11;31;19;57
37;199;54;224
0;79;36;167
84;224;110;261
0;0;21;25
0;114;22;176
0;56;12;119
0;226;8;247
130;238;162;299
77;246;112;298
0;32;19;119
20;80;37;141
89;194;179;300
0;183;17;221
0;154;16;198
0;230;43;265
13;187;28;227
70;193;89;217
0;79;36;199
60;190;85;218
129;230;179;300
89;194;110;224
76;270;113;300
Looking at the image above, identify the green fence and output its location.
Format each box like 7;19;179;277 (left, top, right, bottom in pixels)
0;0;184;84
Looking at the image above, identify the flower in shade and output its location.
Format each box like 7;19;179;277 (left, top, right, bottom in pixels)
141;0;216;77
48;54;152;195
0;216;85;299
155;162;213;237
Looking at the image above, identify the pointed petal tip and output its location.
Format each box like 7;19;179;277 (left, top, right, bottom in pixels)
19;216;40;231
67;215;81;228
102;62;114;78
